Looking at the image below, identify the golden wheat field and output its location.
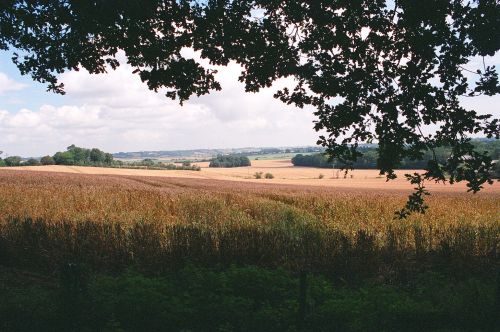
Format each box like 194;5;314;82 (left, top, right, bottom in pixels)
0;168;498;275
10;159;500;192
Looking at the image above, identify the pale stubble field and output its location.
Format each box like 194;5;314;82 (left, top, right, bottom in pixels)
8;159;500;193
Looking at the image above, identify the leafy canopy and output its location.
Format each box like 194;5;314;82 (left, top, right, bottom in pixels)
210;154;252;167
1;0;499;214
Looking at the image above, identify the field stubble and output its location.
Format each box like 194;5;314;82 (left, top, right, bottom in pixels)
13;159;500;192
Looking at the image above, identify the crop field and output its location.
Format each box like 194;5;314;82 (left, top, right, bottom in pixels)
1;168;499;330
1;168;498;276
9;159;500;192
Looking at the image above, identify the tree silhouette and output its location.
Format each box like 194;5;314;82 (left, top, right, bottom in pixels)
1;0;499;215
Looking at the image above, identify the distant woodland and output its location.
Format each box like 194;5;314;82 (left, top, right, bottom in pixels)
292;140;500;177
209;155;251;168
0;145;200;171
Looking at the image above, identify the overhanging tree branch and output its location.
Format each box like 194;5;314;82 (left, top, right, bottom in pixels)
0;0;499;216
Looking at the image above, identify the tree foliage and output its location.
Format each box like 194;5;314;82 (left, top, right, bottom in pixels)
292;140;500;171
292;154;335;169
4;156;22;166
24;158;40;166
128;159;201;170
40;155;55;165
53;145;113;166
210;155;251;168
1;0;499;214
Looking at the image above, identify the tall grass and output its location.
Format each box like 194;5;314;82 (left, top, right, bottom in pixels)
0;170;498;280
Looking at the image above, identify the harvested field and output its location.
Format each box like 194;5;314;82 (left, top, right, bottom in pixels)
8;159;500;192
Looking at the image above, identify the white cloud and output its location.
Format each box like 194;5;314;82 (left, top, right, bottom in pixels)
0;58;319;156
5;49;496;157
0;72;26;94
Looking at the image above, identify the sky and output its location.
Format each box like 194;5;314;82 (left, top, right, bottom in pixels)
0;49;499;157
0;50;319;157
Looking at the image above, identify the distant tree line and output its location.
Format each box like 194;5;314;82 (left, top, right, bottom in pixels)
209;155;251;168
292;140;500;178
127;159;201;171
0;145;113;167
0;153;48;167
291;154;333;168
0;155;24;166
0;146;202;171
113;146;324;160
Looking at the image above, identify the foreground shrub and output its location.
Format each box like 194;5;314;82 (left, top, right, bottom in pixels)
0;266;497;332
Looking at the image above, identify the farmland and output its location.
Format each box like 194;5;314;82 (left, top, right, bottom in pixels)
0;167;499;330
0;169;500;331
2;0;499;329
9;158;499;192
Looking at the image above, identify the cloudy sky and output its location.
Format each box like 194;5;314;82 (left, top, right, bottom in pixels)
0;50;499;157
0;50;320;157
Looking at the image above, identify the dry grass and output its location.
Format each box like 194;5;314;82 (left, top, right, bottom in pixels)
0;169;498;278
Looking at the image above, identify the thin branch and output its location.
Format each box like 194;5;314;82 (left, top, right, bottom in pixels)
459;66;481;75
